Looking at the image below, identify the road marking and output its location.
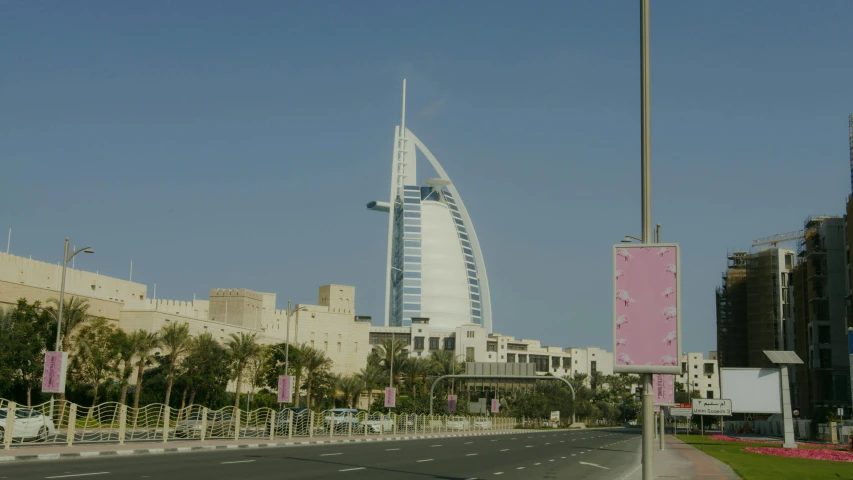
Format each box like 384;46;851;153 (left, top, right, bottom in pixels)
534;462;541;465
516;467;525;470
339;467;366;472
320;453;343;456
493;473;504;476
545;442;551;445
579;462;610;470
560;440;564;443
571;454;576;456
431;444;442;447
45;475;110;479
490;439;497;442
500;449;509;452
511;437;517;440
465;441;474;444
417;459;433;463
385;448;400;451
525;445;533;448
221;460;256;464
561;456;567;458
549;459;555;462
466;453;478;456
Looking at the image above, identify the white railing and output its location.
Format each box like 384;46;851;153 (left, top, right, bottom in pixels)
1;399;522;449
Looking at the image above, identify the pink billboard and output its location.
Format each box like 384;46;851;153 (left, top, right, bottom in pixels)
653;374;675;406
491;398;499;414
277;375;293;403
448;395;457;412
384;387;396;408
42;351;68;394
613;244;681;374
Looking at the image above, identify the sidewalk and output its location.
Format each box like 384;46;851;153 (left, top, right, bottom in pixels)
0;428;561;463
651;436;740;479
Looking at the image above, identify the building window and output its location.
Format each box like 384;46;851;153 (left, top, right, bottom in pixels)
706;391;714;399
372;336;379;345
704;363;714;375
819;349;832;368
337;342;341;353
429;337;439;350
591;361;597;373
487;343;497;352
563;357;571;368
414;337;425;350
818;326;831;344
552;357;560;368
466;347;475;362
324;341;328;351
467;331;475;338
444;338;456;350
507;353;516;363
531;355;549;372
518;354;527;363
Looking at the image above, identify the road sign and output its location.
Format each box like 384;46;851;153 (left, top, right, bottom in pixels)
692;399;732;416
670;407;692;417
793;409;800;418
384;387;396;408
277;375;293;403
550;411;560;424
42;351;68;394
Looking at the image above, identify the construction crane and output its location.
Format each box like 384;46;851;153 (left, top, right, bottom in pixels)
751;230;805;248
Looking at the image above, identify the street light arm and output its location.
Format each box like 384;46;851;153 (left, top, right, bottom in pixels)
66;246;94;263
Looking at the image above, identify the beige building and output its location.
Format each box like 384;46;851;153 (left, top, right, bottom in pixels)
0;252;369;376
677;351;721;400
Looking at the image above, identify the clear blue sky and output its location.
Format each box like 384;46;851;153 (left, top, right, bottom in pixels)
2;1;851;355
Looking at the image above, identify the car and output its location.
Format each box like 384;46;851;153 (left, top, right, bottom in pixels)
0;408;56;443
361;414;393;433
174;411;235;438
473;418;493;430
323;409;359;428
446;416;469;430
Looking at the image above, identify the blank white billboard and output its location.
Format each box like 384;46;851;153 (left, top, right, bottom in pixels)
720;368;781;414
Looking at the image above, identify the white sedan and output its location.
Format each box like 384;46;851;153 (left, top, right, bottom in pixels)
0;408;56;442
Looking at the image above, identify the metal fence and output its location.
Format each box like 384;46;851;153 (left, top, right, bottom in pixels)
1;399;520;449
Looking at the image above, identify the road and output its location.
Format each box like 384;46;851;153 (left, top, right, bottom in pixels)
3;428;641;480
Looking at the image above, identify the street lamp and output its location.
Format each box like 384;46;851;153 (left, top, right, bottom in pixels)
56;238;94;352
284;302;308;379
622;225;661;244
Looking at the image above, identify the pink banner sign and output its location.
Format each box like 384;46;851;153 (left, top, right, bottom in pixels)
613;244;681;374
384;387;396;408
42;351;68;394
491;398;499;414
654;374;675;406
448;395;457;412
277;375;293;403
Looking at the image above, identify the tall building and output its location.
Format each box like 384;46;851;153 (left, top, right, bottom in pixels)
794;215;851;413
716;252;748;368
367;81;492;332
715;248;794;368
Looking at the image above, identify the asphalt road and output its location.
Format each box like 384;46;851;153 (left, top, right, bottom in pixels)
2;428;642;480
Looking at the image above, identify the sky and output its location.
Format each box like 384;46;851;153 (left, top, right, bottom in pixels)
2;1;852;355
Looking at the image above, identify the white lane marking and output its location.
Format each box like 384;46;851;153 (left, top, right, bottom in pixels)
571;454;576;456
320;453;343;456
494;473;504;476
490;439;497;442
339;467;366;472
465;441;474;444
221;460;256;464
561;456;567;458
417;459;434;463
500;448;510;452
431;444;442;447
534;462;541;465
45;475;110;479
525;445;533;448
579;462;610;470
545;443;551;445
466;453;478;456
560;440;564;443
385;448;400;451
516;467;525;470
511;437;517;440
549;459;555;462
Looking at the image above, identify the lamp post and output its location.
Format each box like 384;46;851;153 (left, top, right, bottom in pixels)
56;238;94;352
284;301;308;380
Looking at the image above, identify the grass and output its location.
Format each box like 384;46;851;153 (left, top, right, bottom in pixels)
675;434;853;480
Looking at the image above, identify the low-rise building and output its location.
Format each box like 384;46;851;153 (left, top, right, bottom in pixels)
677;351;721;400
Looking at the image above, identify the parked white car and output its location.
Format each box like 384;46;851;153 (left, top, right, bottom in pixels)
0;408;56;442
446;416;469;430
323;409;360;427
473;418;492;430
361;414;394;433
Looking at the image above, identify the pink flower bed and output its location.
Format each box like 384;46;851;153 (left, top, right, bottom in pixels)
744;447;853;462
709;435;771;444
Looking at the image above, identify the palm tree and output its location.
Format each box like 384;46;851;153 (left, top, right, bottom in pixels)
46;296;91;352
159;322;191;407
71;318;118;410
337;374;366;408
300;344;332;409
358;363;385;408
226;332;260;410
131;330;160;424
429;350;462;377
109;330;136;406
399;357;431;397
373;338;408;385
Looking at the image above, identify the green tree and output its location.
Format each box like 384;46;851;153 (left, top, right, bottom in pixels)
358;363;385;408
109;329;136;406
337;374;366;408
371;338;408;386
399;357;431;397
46;296;91;353
300;344;333;409
70;317;119;408
180;333;230;408
226;332;260;409
159;322;191;407
0;300;54;405
131;330;160;420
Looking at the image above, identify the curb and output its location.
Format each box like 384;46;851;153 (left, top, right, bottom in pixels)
0;429;574;463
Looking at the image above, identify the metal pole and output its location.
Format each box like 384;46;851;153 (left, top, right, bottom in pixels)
660;405;665;450
55;238;70;352
6;228;10;254
641;0;652;245
285;300;291;379
642;373;654;480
